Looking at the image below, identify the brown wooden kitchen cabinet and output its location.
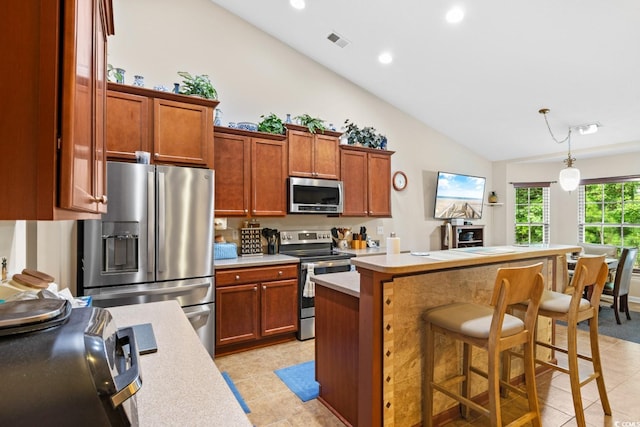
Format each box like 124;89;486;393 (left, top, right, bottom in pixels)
287;124;341;180
340;145;394;217
106;83;218;169
214;127;288;217
215;264;298;356
0;0;114;220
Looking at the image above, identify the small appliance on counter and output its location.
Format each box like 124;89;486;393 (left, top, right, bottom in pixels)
0;299;141;426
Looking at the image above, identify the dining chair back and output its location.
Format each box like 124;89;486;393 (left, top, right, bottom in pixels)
602;247;638;324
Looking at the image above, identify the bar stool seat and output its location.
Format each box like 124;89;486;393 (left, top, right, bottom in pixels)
423;263;545;427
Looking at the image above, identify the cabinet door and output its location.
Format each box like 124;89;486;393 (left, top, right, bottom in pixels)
106;91;151;161
216;284;259;346
367;152;392;217
153;99;213;167
261;279;298;336
288;129;314;177
314;133;340;179
214;133;251;216
340;149;368;216
59;0;107;213
251;138;287;216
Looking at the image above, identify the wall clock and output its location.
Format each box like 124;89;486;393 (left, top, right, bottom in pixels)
392;171;407;191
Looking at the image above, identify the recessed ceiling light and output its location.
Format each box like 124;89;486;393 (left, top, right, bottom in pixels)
290;0;305;10
446;7;464;24
378;52;393;65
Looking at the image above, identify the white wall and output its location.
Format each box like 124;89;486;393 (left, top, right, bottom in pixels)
107;0;495;252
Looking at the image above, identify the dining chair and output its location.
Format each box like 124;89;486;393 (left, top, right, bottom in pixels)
423;263;545;427
602;247;638;324
513;255;610;427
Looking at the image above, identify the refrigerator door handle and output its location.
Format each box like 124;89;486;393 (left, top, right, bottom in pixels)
158;172;166;273
91;281;212;301
147;171;155;274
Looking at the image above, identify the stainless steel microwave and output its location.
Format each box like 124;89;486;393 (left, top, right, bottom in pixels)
288;177;344;214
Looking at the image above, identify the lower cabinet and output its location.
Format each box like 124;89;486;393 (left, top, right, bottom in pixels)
215;264;298;355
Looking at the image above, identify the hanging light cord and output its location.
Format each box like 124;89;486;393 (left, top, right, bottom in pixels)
539;108;575;167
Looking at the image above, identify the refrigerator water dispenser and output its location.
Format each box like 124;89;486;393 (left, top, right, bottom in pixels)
102;221;139;273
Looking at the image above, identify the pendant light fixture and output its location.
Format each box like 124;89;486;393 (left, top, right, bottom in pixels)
538;108;598;192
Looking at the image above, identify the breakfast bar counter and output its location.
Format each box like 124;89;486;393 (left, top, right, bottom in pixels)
108;301;252;427
315;244;579;426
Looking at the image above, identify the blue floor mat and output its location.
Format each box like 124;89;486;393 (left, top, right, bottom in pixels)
221;371;251;414
274;360;319;402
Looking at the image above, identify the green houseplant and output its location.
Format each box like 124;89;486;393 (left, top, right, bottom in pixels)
343;119;387;149
294;114;326;134
177;71;218;99
257;113;286;135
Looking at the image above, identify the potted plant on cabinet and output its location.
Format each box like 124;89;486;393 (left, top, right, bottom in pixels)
257;113;286;135
294;113;326;134
177;71;218;99
343;119;387;149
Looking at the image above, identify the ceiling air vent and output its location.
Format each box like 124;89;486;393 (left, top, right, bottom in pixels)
327;32;349;48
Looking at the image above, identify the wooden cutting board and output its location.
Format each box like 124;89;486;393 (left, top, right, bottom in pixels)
11;273;48;289
22;269;55;283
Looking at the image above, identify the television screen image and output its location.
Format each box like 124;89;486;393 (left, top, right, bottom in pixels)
434;171;486;219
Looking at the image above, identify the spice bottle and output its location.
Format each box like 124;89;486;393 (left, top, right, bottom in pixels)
2;257;7;281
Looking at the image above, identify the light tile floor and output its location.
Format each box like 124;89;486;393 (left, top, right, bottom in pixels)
216;304;640;427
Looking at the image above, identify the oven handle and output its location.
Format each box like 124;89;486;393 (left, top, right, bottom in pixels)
301;258;352;270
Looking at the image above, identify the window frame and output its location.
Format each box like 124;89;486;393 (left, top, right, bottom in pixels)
513;183;550;245
578;175;640;272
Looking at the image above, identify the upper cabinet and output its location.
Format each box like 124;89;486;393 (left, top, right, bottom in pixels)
106;84;219;169
214;127;287;217
340;146;394;217
287;124;341;180
0;0;114;220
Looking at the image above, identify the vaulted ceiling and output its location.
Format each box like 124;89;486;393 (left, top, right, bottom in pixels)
211;0;640;162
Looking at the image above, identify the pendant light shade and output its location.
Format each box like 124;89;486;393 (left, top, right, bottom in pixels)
559;165;580;192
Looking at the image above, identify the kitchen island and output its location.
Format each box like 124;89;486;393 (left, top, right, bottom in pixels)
314;244;580;427
108;301;252;427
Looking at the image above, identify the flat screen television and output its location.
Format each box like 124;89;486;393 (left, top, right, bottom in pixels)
434;171;486;219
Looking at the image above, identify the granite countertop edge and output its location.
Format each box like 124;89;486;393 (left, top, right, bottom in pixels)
214;254;300;269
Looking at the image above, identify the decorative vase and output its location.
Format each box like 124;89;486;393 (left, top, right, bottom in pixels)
285;113;292;124
488;191;498;203
115;68;125;84
173;83;180;94
214;109;222;126
133;75;144;87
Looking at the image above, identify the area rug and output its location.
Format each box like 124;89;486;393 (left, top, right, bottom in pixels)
221;371;251;414
575;306;640;344
274;360;319;402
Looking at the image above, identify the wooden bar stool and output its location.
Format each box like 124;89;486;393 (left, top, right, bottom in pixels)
517;255;611;427
423;263;545;427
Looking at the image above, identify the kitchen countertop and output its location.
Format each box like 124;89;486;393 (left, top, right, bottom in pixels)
312;271;360;298
214;253;299;269
337;247;410;257
350;244;581;274
107;301;252;427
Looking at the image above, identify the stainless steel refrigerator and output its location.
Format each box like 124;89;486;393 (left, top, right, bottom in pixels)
78;161;215;356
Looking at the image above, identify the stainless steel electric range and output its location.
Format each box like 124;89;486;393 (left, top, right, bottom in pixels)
278;230;355;340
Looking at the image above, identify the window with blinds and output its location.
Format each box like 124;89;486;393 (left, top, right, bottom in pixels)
514;183;550;244
578;177;640;269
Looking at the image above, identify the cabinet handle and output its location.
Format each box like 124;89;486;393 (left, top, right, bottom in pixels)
235;275;240;281
93;195;108;204
154;153;159;158
262;285;266;290
244;209;248;214
278;271;283;276
254;286;258;291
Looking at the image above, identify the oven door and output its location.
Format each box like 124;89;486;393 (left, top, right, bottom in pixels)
299;258;353;340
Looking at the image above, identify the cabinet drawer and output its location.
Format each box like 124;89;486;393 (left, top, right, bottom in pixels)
216;264;298;287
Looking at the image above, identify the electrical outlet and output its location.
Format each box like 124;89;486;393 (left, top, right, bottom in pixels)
377;226;384;235
232;229;238;240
